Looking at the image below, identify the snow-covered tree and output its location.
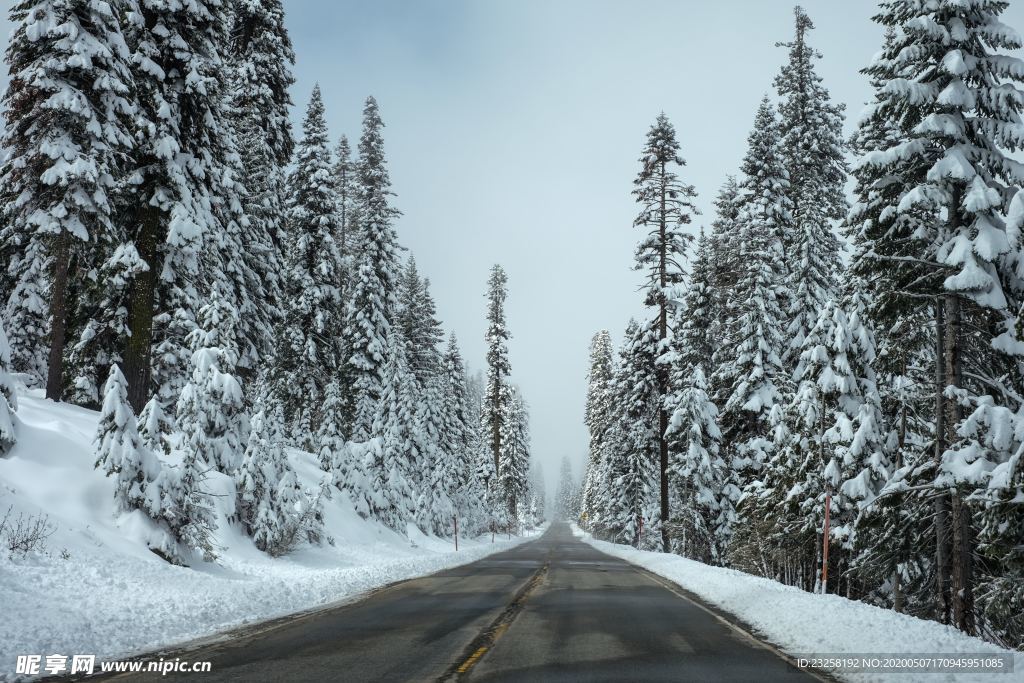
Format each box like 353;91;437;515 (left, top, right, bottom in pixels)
345;96;403;441
554;456;576;520
272;85;343;445
498;387;531;524
228;0;296;361
138;396;172;457
119;0;249;412
0;320;17;455
0;0;135;398
176;289;246;476
580;330;614;528
237;400;303;555
632;112;698;552
774;6;847;368
370;329;419;531
860;0;1024;634
482;264;511;494
333;135;356;263
716;96;791;492
94;365;160;513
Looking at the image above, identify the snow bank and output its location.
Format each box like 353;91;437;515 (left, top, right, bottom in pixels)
573;526;1022;683
0;393;531;681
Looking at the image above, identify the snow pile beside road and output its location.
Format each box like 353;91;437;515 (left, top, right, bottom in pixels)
573;527;1021;683
0;393;532;681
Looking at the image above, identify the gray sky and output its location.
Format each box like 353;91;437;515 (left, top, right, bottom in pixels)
289;0;1024;490
5;1;1024;493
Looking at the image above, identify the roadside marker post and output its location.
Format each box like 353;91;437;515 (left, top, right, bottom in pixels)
454;515;458;551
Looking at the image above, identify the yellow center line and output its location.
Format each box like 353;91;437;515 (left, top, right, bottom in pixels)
456;646;489;673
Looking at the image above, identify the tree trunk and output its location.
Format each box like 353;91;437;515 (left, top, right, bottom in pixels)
943;294;974;634
45;232;72;401
934;301;952;625
658;161;670;553
123;205;161;413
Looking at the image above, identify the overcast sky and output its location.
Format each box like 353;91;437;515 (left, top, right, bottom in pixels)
287;0;1024;491
6;1;1024;493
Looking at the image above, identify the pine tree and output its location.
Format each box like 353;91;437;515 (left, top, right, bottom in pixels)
345;96;403;441
440;334;485;528
119;0;250;412
601;319;660;546
774;6;847;368
708;176;743;332
94;365;161;514
632;112;698;552
554;456;576;520
317;379;348;483
665;365;732;564
0;0;134;398
272;85;343;445
138;396;172;457
482;264;511;496
176;288;246;476
228;0;297;363
0;320;16;455
333;135;356;263
68;244;147;407
580;330;614;528
370;329;419;531
863;0;1024;634
398;256;444;388
237;400;303;555
498;387;531;526
716;96;791;493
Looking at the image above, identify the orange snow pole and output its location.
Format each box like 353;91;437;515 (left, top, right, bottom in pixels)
822;490;831;594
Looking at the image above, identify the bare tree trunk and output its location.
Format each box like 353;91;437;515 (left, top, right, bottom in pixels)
657;163;671;554
45;232;71;401
943;294;975;634
123;205;161;413
934;301;952;625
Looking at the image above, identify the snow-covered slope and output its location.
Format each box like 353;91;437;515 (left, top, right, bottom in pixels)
0;392;530;681
573;526;1021;683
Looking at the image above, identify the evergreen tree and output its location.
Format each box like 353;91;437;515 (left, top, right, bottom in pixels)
715;96;791;492
345;96;403;441
94;365;160;513
632;113;698;552
602;319;660;546
237;400;303;555
580;330;614;528
774;6;847;367
708;176;743;339
272;85;343;445
317;379;348;484
0;0;134;398
482;264;511;495
862;0;1024;634
554;456;576;520
0;320;16;455
229;0;297;361
498;387;531;525
119;0;250;412
398;256;444;387
138;395;172;457
370;329;419;531
440;334;485;528
176;288;246;476
333;135;356;263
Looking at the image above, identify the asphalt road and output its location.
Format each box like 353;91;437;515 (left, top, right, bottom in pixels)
104;523;820;682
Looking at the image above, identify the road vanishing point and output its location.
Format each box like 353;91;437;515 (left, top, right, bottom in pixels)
103;523;821;682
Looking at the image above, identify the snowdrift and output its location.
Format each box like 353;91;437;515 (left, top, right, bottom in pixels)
0;392;529;681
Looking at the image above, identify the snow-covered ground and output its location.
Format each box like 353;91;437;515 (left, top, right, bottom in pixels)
0;392;533;682
573;526;1021;683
